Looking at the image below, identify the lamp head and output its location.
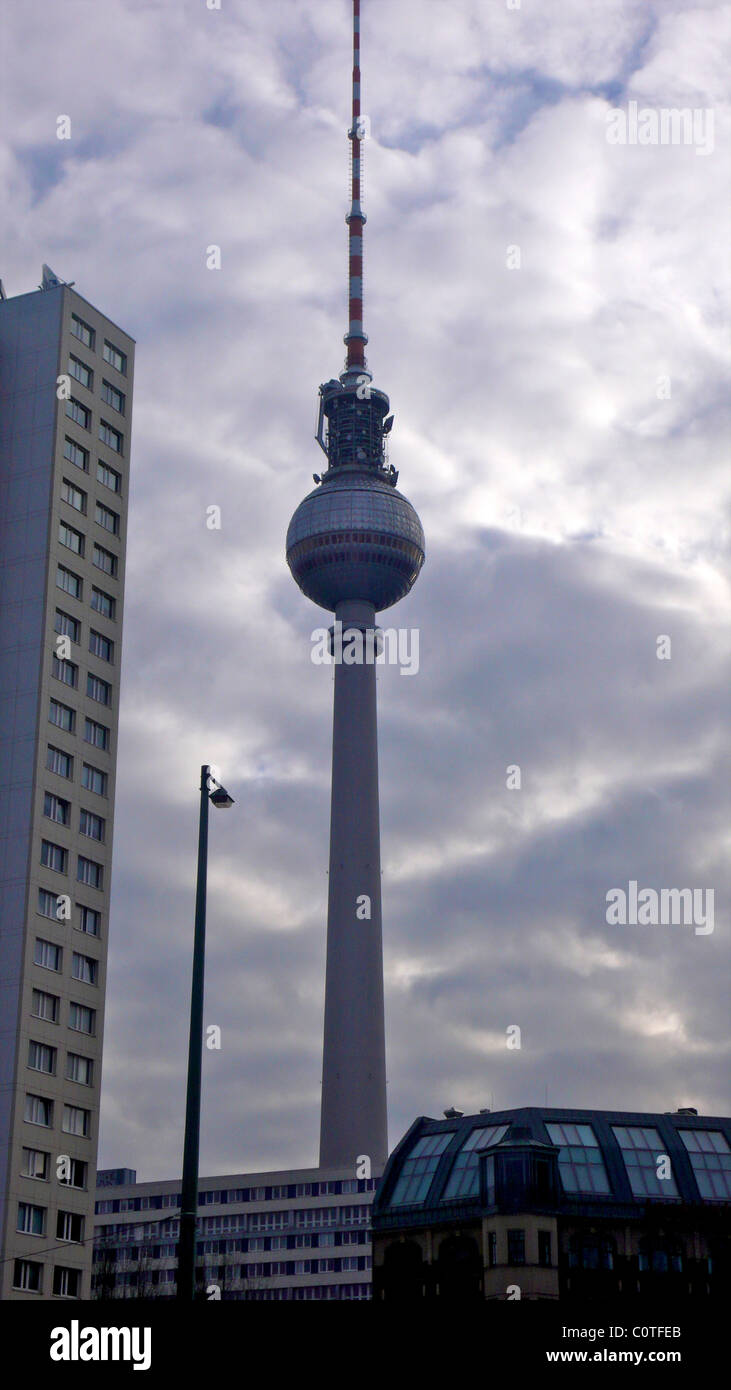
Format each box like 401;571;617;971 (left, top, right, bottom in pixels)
209;785;234;810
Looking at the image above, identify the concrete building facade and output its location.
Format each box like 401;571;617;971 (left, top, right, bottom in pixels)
93;1165;380;1300
0;268;134;1299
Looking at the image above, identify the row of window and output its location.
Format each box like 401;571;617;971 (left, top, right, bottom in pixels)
40;839;104;891
44;794;104;835
22;1149;87;1187
31;989;91;1033
38;894;101;937
95;1180;375;1214
25;1093;91;1137
33;936;98;983
49;714;110;755
64;436;122;493
391;1123;731;1207
243;1257;371;1277
28;1039;94;1085
65;398;124;453
203;1231;368;1254
99;1208;373;1242
59;514;119;557
17;1202;84;1242
30;990;96;1033
68;356;126;414
45;789;105;832
13;1259;81;1296
70;311;127;374
55;607;114;659
52;661;113;706
58;566;116;614
486;1229;552;1268
61;477;121;538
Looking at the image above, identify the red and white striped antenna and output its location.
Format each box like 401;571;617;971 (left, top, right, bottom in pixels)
341;0;370;385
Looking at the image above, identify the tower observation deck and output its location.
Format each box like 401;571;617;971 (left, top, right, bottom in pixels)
286;0;424;1169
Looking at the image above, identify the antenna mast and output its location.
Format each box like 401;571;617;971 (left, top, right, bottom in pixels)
342;0;370;384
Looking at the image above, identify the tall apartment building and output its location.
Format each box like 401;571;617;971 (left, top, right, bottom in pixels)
0;266;134;1299
92;1165;380;1301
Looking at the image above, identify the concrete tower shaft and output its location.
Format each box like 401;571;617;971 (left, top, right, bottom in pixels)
320;600;387;1168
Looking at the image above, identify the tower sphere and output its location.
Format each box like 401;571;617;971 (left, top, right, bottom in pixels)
286;466;424;613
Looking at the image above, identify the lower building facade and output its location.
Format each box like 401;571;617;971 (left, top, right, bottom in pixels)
93;1164;381;1300
371;1107;731;1300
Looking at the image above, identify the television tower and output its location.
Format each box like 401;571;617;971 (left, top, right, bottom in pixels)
286;0;425;1170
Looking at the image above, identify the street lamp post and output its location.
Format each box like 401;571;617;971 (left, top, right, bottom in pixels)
177;763;234;1301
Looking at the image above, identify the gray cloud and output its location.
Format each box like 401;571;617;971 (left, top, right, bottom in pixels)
3;0;729;1178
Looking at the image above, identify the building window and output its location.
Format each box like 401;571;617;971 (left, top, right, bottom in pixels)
13;1259;42;1292
507;1230;525;1265
99;420;122;452
568;1235;615;1271
77;856;103;891
53;1265;82;1297
91;585;116;619
68;355;93;390
64;436;89;471
69;1001;96;1034
80;809;105;842
487;1230;497;1267
612;1126;680;1198
87;673;112;706
77;905;101;937
44;792;70;826
95;500;120;536
40;840;67;875
84;717;109;751
54;609;80;643
56;564;82;600
93;543;117;577
96;461;121;493
62;1103;90;1137
389;1131;453;1206
545;1121;612;1195
101;379;125;414
72;952;98;986
49;698;75;733
103;339;127;374
441;1124;509;1200
60;1158;88;1190
66;397;91;430
61;478;86;513
70;313;95;349
638;1238;683;1275
678;1130;731;1200
38;888;62;920
66;1052;93;1085
538;1230;552;1267
25;1093;53;1127
46;745;73;779
89;629;114;662
59;521;84;556
31;989;59;1023
34;937;62;971
57;1211;84;1243
52;656;78;688
21;1148;49;1180
28;1041;56;1075
82;763;107;796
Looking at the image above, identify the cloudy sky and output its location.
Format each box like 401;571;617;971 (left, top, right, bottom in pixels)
3;0;729;1180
